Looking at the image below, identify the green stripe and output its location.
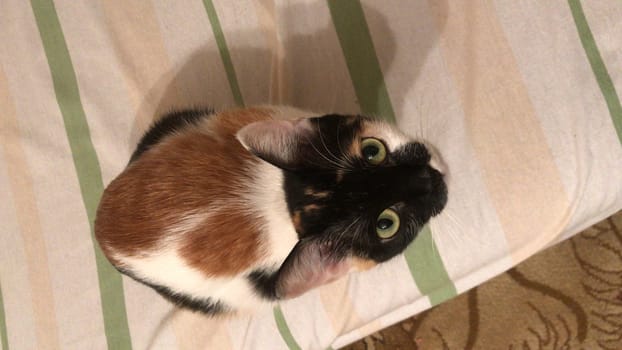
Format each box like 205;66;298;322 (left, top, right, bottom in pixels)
329;0;457;305
273;306;301;350
202;0;245;106
29;1;132;349
0;282;8;350
404;226;456;305
569;0;622;144
203;2;300;346
327;0;395;123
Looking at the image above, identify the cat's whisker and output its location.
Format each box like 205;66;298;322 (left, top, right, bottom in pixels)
430;227;445;253
440;210;491;248
337;144;356;168
302;132;351;171
337;143;356;169
316;119;345;164
434;212;464;248
335;120;350;168
332;216;362;252
305;135;350;171
442;225;462;249
341;217;361;241
318;130;339;163
317;118;356;170
416;95;435;141
430;226;440;258
411;96;424;140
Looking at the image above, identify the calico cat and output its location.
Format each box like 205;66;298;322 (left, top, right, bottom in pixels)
94;106;448;315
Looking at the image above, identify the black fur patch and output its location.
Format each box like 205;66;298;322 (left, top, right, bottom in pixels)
129;108;214;163
281;114;448;264
116;266;229;315
142;281;228;314
247;269;280;300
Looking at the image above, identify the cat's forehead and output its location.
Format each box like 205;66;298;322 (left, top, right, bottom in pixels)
355;117;446;175
358;119;411;152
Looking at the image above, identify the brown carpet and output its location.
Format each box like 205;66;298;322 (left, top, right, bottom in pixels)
344;211;622;350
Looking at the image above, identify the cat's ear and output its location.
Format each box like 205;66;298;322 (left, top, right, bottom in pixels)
236;118;314;170
274;239;352;299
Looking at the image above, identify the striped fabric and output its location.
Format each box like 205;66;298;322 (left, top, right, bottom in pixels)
1;0;621;349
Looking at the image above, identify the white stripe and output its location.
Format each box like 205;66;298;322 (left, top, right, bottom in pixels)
152;0;236;108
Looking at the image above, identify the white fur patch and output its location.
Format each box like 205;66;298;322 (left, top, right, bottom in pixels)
118;250;266;312
362;120;411;152
363;120;447;175
163;211;209;237
245;161;300;267
244;105;313;266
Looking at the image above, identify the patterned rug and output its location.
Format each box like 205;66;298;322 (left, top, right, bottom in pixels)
344;211;622;350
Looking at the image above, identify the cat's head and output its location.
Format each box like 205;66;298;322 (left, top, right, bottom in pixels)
237;114;447;298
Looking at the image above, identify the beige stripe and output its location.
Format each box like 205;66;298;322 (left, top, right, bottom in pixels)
318;277;365;335
494;2;622;243
99;0;180;145
0;66;60;349
428;1;570;263
0;151;37;350
254;0;288;104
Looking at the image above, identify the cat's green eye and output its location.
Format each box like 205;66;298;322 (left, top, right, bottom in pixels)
376;208;400;239
361;138;386;165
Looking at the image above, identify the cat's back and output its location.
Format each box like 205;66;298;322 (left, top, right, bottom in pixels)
96;107;272;258
94;107;306;313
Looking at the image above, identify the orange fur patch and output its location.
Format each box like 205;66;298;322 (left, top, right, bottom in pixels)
95;107;274;276
350;257;378;271
303;204;322;213
305;188;331;199
348;133;362;158
292;210;303;233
